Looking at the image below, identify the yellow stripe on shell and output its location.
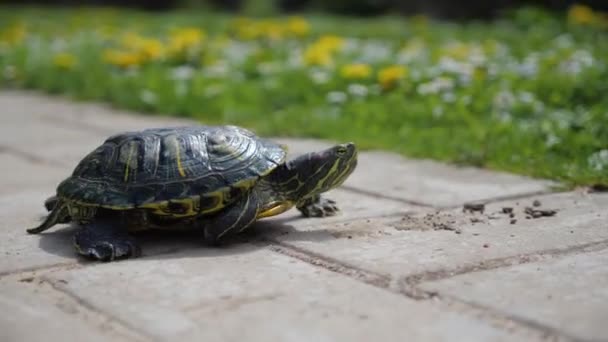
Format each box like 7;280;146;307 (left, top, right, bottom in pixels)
123;143;137;182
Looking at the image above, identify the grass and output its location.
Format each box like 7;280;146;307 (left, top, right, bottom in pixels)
1;5;607;187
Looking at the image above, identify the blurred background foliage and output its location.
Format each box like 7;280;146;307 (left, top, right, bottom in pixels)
5;0;608;17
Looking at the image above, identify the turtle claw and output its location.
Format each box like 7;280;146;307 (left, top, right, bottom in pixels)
298;197;340;218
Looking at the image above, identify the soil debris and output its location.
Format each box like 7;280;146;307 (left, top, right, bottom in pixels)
395;212;462;234
524;207;557;218
463;202;485;213
532;199;542;207
502;207;513;214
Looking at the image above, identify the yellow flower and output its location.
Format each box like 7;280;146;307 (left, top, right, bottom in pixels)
286;17;310;37
168;27;205;54
568;4;596;25
138;38;164;60
302;35;345;66
53;53;78;70
102;49;143;68
1;22;27;45
303;46;332;66
378;65;407;90
340;63;372;79
316;35;344;53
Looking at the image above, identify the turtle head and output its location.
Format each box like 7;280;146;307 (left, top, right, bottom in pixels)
272;143;358;201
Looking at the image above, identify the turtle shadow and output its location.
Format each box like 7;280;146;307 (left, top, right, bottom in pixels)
34;216;336;263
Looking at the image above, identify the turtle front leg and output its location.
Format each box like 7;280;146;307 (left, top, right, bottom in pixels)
297;194;339;217
199;193;261;245
73;219;141;262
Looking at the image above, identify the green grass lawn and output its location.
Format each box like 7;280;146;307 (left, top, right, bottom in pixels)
1;5;607;187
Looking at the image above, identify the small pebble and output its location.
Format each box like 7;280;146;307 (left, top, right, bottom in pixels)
510;219;517;224
483;243;489;248
502;207;513;214
533;199;541;207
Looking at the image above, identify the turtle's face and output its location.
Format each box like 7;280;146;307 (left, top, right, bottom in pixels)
283;143;358;200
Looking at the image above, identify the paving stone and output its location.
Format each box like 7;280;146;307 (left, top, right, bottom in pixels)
274;192;608;278
274;138;556;207
420;249;608;341
43;247;539;342
0;189;83;275
0;90;195;133
0;154;67;195
0;275;143;342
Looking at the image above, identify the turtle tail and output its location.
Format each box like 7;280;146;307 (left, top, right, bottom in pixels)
27;200;69;234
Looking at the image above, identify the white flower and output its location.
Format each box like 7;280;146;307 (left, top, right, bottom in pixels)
442;92;456;103
327;91;347;104
588;150;608;171
140;89;157;105
310;69;330;84
257;62;280;75
170;65;195;80
205;62;229;77
545;134;561;148
3;65;16;80
417;76;454;95
517;55;539;77
347;83;368;97
493;90;516;110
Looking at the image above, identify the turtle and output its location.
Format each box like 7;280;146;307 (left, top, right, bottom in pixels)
27;125;358;261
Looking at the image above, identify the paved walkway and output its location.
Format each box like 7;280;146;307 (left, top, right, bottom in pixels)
1;90;606;342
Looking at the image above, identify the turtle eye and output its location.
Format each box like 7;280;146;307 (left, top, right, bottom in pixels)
336;146;347;156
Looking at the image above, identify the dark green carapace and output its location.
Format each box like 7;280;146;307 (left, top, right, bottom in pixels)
28;125;358;261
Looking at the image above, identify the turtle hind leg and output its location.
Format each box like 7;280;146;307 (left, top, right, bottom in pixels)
73;219;141;262
296;194;339;218
27;200;70;234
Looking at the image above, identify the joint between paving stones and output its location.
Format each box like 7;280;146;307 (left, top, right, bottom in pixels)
38;275;157;342
264;237;608;341
402;238;608;286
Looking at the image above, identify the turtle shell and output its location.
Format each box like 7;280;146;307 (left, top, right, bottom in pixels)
56;125;286;216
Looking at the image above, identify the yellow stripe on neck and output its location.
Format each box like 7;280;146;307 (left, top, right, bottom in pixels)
257;201;294;219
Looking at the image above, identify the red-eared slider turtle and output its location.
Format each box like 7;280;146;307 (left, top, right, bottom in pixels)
28;125;358;261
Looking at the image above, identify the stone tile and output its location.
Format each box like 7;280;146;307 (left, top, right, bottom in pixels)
0;189;82;275
44;247;537;342
274;138;556;207
420;249;608;341
274;192;608;278
0;154;67;195
0;276;142;342
0;90;195;132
